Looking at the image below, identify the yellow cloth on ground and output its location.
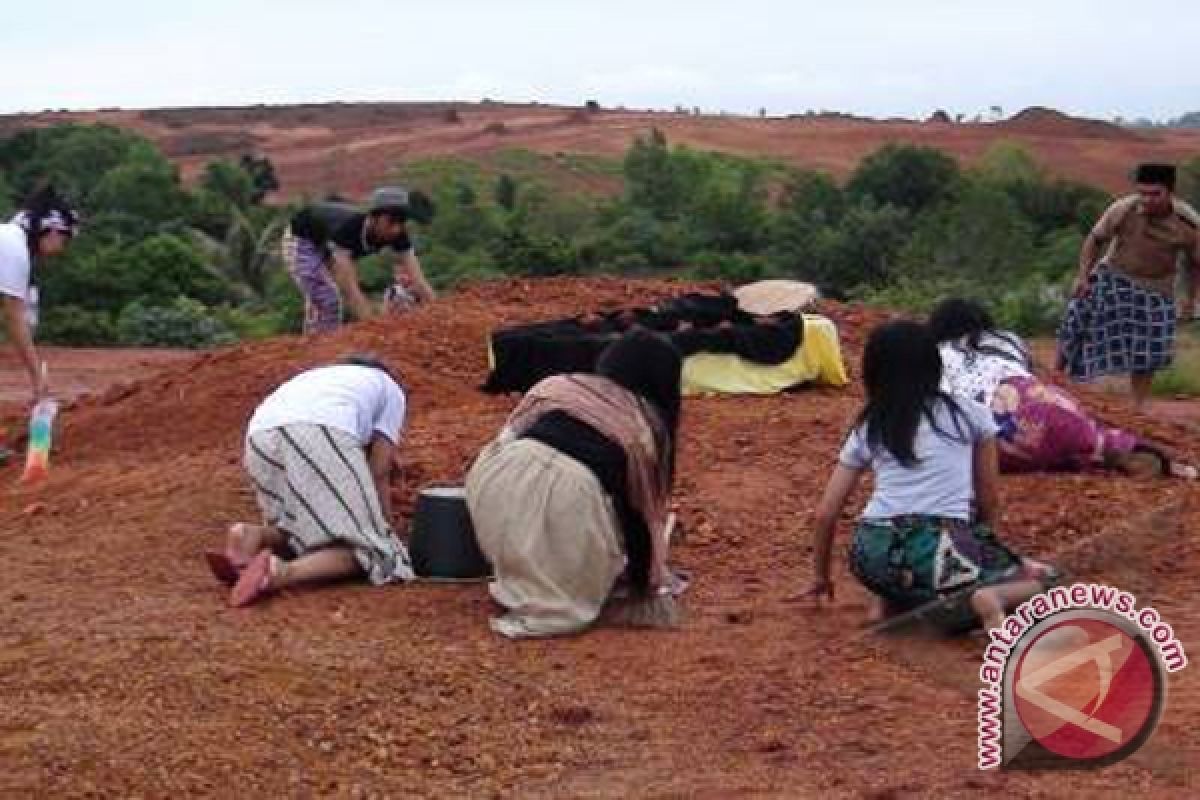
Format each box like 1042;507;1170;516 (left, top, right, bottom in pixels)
681;314;849;396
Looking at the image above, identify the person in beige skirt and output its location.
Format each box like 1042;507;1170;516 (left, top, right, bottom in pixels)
466;329;684;638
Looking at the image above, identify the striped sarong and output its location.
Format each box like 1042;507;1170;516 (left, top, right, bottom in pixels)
281;229;342;334
244;423;413;584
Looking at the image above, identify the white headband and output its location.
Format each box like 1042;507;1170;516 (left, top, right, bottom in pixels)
10;209;80;234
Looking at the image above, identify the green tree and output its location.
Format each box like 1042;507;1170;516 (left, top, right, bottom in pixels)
896;179;1035;289
623;128;687;220
199;159;257;209
238;153;279;202
189;205;288;300
847;143;962;214
767;170;846;281
976;140;1041;185
89;159;188;225
824;202;912;289
0;170;13;217
494;173;518;211
1178;156;1200;210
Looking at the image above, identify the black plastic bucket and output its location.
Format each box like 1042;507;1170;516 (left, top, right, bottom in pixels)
409;486;492;580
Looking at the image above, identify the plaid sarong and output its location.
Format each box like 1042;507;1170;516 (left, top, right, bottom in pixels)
1057;266;1176;381
244;423;413;584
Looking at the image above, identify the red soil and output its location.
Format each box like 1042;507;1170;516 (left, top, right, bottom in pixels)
6;103;1199;200
0;278;1196;796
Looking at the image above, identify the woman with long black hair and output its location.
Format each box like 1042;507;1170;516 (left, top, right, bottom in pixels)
465;328;684;638
803;321;1055;633
0;186;80;402
931;297;1194;478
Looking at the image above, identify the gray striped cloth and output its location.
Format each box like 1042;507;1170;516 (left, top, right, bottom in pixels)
244;423;414;584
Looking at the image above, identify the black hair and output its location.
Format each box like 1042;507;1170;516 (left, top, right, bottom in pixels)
594;328;682;595
856;320;969;466
595;328;682;473
368;207;409;225
336;352;401;384
20;185;78;256
928;297;1033;371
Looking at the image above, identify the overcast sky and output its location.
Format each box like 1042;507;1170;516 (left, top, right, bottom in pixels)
1;0;1196;120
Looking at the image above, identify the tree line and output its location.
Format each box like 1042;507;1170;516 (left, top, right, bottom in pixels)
2;122;1197;346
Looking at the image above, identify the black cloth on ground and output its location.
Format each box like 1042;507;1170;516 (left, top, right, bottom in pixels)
482;292;802;393
520;411;652;590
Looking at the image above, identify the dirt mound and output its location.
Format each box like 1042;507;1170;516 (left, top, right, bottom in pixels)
1;278;1197;796
998;106;1144;140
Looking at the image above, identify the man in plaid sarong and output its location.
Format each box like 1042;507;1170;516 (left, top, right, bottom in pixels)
1059;163;1200;410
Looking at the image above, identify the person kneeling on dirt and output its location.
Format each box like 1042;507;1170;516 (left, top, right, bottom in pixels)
802;321;1058;633
465;329;685;638
283;187;436;334
207;354;415;606
930;297;1196;479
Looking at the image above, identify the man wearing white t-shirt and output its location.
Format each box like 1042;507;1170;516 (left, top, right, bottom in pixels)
206;355;416;607
0;188;80;402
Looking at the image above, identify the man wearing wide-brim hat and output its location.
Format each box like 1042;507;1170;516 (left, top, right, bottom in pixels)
283;186;437;334
1058;162;1200;410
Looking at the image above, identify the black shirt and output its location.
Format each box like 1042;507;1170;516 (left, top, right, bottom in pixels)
289;202;412;259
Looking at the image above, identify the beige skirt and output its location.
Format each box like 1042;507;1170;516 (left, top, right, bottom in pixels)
465;435;626;638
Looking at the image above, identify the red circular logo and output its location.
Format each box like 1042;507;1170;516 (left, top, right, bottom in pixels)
1012;616;1161;762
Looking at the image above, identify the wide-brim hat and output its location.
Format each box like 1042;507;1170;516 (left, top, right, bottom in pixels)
733;279;819;315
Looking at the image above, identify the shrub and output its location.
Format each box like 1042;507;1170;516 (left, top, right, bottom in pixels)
38;305;118;345
116;298;236;348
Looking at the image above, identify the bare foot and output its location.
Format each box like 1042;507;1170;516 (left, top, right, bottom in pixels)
227;523;265;565
1169;462;1198;480
866;595;890;623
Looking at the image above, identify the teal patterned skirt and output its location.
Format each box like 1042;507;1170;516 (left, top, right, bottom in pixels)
849;515;1023;633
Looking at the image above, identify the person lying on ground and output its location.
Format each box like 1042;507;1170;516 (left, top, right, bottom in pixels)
465;328;685;638
0;187;80;403
283;186;436;334
207;354;415;606
802;320;1057;633
931;297;1195;479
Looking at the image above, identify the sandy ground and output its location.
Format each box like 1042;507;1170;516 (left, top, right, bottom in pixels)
0;347;192;410
0;279;1197;797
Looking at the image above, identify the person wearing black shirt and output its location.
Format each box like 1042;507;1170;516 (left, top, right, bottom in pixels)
283;186;435;333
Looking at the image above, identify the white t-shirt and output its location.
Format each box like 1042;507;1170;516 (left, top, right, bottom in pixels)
839;397;998;521
247;365;406;446
938;332;1032;407
0;222;32;301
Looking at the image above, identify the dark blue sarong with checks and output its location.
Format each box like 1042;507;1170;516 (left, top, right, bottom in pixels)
1057;266;1176;381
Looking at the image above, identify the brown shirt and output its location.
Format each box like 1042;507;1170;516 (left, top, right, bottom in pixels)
1092;195;1200;297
